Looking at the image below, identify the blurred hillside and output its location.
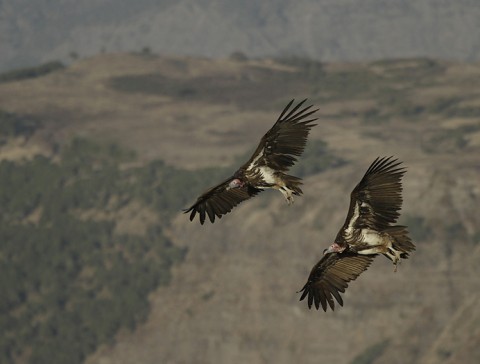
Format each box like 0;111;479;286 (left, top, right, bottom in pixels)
2;0;480;72
0;53;479;364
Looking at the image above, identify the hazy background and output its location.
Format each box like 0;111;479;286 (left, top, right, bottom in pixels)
2;0;480;72
1;1;479;364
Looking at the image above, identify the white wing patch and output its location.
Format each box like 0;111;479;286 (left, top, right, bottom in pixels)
247;147;265;171
344;201;360;238
357;229;391;255
360;229;385;246
258;166;277;185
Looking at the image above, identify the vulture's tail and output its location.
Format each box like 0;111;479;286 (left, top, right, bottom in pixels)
281;173;303;196
387;225;416;259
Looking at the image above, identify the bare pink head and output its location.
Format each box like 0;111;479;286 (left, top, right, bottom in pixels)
323;242;346;255
227;178;244;190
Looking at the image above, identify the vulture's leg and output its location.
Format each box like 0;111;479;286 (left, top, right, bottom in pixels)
385;246;403;271
279;186;294;205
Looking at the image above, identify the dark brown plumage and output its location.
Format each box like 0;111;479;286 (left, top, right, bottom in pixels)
299;156;415;311
184;99;317;224
299;253;374;311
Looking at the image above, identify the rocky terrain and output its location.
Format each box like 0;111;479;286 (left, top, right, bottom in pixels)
1;53;479;364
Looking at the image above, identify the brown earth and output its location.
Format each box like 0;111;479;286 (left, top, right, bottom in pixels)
1;54;479;364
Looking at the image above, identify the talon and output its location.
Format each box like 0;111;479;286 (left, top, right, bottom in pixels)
393;255;402;272
279;186;295;205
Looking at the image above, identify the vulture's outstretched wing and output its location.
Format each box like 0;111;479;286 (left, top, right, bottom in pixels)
184;99;317;224
299;252;375;311
244;99;318;172
183;178;261;224
340;157;406;235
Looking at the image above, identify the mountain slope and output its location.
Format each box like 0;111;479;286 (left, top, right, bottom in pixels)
86;158;480;364
1;54;479;364
2;0;480;71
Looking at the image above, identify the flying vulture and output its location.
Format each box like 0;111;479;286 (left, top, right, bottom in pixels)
184;99;318;224
299;156;415;311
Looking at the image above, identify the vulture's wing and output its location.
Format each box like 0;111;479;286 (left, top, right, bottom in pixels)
340;157;406;235
183;177;261;224
299;252;375;311
185;99;316;224
244;99;317;172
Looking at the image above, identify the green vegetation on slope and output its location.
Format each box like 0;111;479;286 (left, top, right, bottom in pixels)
0;61;65;84
0;133;234;364
107;56;325;109
107;55;478;126
0;125;342;363
0;111;41;145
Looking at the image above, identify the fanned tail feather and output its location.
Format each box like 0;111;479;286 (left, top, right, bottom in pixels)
387;225;416;259
282;173;303;196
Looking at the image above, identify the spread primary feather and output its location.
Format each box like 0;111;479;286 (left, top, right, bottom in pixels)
299;156;415;311
184;99;318;224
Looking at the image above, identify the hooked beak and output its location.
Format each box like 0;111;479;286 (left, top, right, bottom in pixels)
324;243;345;255
227;179;243;190
323;247;335;255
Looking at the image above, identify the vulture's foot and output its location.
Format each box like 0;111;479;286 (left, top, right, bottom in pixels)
279;187;294;205
386;246;403;271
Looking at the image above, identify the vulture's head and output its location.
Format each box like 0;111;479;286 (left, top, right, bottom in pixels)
323;242;346;255
227;178;245;190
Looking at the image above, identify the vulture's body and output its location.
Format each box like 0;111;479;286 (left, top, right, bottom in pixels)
299;157;415;311
184;99;317;224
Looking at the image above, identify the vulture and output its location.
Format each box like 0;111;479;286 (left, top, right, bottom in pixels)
184;99;317;224
299;156;415;311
